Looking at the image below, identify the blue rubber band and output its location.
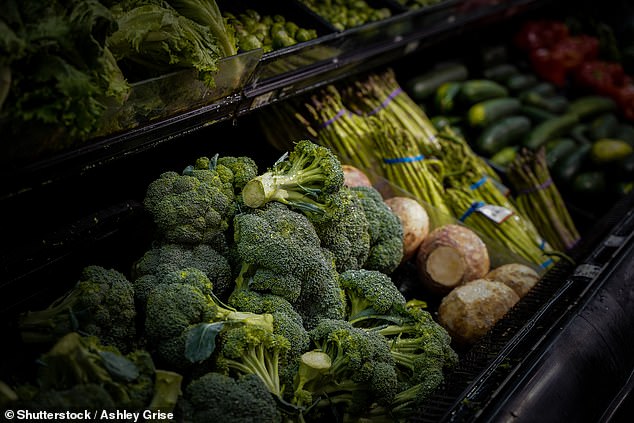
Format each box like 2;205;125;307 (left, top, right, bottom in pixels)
470;176;488;190
538;238;546;251
320;108;351;129
459;201;485;222
540;258;554;269
383;154;425;164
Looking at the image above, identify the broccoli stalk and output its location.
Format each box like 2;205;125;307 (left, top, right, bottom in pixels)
241;140;345;221
147;370;183;414
292;351;332;408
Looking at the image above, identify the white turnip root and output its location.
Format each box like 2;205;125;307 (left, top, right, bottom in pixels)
415;224;490;294
486;263;541;298
342;165;373;188
438;279;520;345
385;196;430;262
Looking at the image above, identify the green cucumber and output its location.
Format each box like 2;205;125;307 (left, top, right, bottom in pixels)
546;138;577;168
521;105;556;124
552;143;592;185
571;171;607;197
519;91;569;114
505;74;539;92
590;138;634;164
431;115;462;131
482;64;519;82
466;97;522;128
435;81;463;113
407;63;469;101
570;124;593;145
589;113;620;140
476;115;532;155
523;113;579;150
489;145;519;167
520;82;557;98
567;96;617;120
458;80;509;105
615;123;634;147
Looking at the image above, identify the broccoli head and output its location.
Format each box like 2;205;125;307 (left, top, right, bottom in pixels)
232;203;346;328
352;186;404;274
18;265;136;352
312;186;371;273
132;243;233;305
241;140;345;223
184;372;281;423
299;319;399;418
217;155;259;194
35;333;155;411
339;269;407;327
372;302;458;415
143;155;238;245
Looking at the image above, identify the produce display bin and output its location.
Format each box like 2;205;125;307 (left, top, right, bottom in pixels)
2;0;634;421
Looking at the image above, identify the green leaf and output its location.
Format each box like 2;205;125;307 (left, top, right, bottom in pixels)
98;351;140;382
185;322;225;363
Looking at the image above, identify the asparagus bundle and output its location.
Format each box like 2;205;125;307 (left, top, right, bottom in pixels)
368;116;452;220
507;148;581;252
445;186;553;268
343;69;441;156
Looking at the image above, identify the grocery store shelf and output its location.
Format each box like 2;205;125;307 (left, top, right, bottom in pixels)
0;0;554;202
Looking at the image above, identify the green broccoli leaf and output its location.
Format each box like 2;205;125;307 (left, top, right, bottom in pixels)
98;351;140;383
185;322;225;363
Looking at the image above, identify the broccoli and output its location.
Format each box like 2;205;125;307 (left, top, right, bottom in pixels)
241;140;345;223
143;155;238;245
217;155;259;194
371;302;458;415
143;269;273;371
352;186;404;274
147;369;183;414
232;203;346;328
297;319;399;419
184;372;281;423
339;269;407;327
35;332;155;410
215;323;290;399
18;265;136;352
20;383;116;411
312;186;371;272
132;243;233;306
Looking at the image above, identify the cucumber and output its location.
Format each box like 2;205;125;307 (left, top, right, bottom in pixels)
435;81;463;113
482;64;519;82
489;145;518;167
523;113;579;150
615;123;634;147
552;143;592;185
589;113;620;140
567;96;617;120
546;138;577;168
407;64;469;101
431;115;462;131
466;97;522;128
590;138;634;164
458;80;509;105
519;91;569;114
476;115;532;156
570;124;593;145
615;154;634;180
571;171;607;197
520;82;557;98
521;105;556;124
505;74;539;92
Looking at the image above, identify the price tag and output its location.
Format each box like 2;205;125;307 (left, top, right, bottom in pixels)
250;91;275;110
404;41;419;54
604;235;624;248
573;264;601;279
476;204;514;224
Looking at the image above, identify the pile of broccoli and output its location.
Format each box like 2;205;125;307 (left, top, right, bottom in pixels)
4;140;457;422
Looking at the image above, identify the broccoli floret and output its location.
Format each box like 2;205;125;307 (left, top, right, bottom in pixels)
132;243;233;304
241;140;345;223
35;333;155;410
215;324;290;398
228;289;311;396
372;302;458;415
18;265;136;352
232;203;346;329
352;186;404;274
217;155;259;193
143;155;238;245
184;372;282;423
299;319;399;418
339;269;407;327
312;186;371;272
143;269;273;371
22;384;116;411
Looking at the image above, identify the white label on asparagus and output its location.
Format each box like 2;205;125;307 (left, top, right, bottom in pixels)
476;204;514;224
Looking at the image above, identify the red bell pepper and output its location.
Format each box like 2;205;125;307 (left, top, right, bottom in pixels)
514;20;569;51
575;60;632;97
529;35;600;87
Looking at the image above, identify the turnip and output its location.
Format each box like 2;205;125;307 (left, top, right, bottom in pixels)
486;263;540;298
342;165;373;188
415;224;489;294
384;196;430;262
438;278;520;345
